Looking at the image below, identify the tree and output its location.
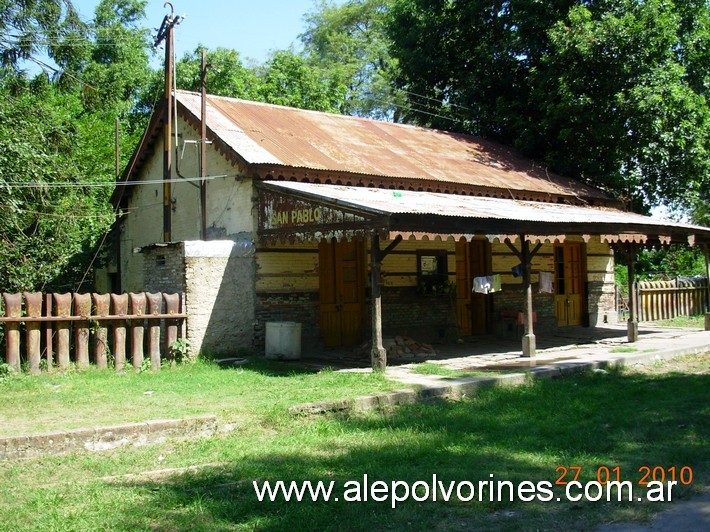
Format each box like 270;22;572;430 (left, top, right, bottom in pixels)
255;49;346;112
388;0;709;212
0;0;86;71
301;0;404;119
0;0;153;291
175;46;259;99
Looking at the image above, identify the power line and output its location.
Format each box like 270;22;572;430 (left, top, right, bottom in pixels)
1;173;231;189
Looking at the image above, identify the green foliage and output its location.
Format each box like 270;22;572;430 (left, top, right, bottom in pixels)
169;338;191;364
388;0;710;212
301;0;404;119
175;46;259;99
256;49;347;112
0;0;152;291
0;0;87;70
614;245;707;288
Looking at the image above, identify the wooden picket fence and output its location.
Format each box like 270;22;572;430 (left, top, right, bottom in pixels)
0;292;186;374
634;278;708;322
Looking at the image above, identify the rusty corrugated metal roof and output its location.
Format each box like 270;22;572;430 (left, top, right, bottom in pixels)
176;90;608;201
260;181;710;240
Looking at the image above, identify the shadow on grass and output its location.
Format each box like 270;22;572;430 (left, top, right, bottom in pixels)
107;370;710;530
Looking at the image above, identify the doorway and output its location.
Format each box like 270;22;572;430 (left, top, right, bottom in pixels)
319;239;365;347
455;239;491;336
554;243;586;326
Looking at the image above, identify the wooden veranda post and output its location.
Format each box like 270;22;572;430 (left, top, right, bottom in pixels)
370;233;387;371
505;236;542;357
521;239;536;357
626;243;639;342
369;234;402;371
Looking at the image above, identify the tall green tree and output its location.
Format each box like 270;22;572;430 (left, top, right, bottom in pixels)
301;0;404;119
0;0;86;71
0;0;153;291
255;49;346;112
388;0;709;213
175;46;259;99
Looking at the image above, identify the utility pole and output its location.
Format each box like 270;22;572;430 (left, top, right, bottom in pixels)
154;3;182;243
200;49;208;240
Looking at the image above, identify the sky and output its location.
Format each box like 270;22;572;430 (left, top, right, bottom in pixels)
72;0;334;64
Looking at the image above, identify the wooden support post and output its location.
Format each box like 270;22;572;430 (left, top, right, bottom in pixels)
164;293;180;366
505;237;540;357
2;292;22;372
73;293;92;369
627;244;639;343
24;292;42;375
129;292;146;372
44;293;53;370
370;234;387;371
92;293;110;369
110;294;128;371
147;292;162;371
521;238;536;357
53;293;72;370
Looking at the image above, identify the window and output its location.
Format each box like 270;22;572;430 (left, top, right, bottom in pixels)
417;250;448;293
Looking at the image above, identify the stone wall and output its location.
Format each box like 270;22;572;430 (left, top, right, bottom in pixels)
183;240;256;356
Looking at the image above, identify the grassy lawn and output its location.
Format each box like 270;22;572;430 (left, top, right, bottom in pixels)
0;360;399;437
649;314;705;328
0;354;708;530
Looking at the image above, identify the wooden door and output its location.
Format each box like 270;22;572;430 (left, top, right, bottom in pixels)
554;243;584;326
455;240;490;336
319;239;365;347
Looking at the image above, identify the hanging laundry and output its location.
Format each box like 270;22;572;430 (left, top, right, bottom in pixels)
539;271;554;293
490;274;502;293
511;264;524;277
473;276;492;294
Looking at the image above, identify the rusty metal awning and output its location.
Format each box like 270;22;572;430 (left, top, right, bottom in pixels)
257;181;710;245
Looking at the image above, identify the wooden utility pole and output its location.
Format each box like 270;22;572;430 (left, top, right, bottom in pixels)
200;49;208;240
154;3;182;243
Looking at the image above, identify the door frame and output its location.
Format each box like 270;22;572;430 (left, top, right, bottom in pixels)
318;238;366;347
553;242;588;327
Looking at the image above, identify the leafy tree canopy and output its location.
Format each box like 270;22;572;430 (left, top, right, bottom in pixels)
388;0;709;214
301;0;404;119
0;0;152;291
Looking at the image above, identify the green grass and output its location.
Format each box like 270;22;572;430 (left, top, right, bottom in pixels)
0;359;398;436
610;346;639;353
410;361;502;378
651;314;705;329
0;354;708;530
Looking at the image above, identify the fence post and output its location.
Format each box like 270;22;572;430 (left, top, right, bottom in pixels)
2;293;22;372
147;292;162;371
74;293;92;369
129;292;146;372
45;294;53;370
93;294;110;369
163;293;180;366
24;292;43;375
110;294;128;372
53;293;72;370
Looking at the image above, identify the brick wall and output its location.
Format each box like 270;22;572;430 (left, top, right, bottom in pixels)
142;244;186;294
380;287;458;342
254;291;320;351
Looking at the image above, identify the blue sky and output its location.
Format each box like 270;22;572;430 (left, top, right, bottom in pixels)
73;0;336;64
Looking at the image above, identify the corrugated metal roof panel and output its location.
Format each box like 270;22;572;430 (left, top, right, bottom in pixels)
264;181;710;234
176;91;607;200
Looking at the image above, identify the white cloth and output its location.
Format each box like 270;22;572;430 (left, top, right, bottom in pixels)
539;271;553;293
473;276;491;294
